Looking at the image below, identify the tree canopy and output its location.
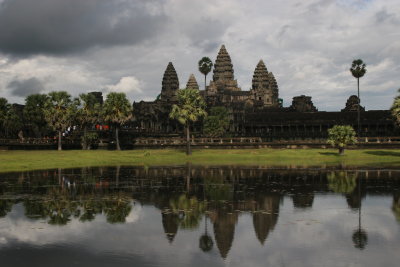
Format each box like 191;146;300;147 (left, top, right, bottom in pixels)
43;91;78;150
327;125;357;155
203;106;230;137
350;59;367;79
170;88;207;155
391;89;400;125
103;92;132;150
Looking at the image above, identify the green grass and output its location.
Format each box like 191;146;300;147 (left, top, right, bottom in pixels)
1;148;400;173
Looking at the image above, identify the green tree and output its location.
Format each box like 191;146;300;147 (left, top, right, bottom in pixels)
77;93;101;150
198;57;213;90
391;89;400;125
169;89;207;155
0;99;23;138
327;125;357;155
103;92;132;150
350;59;367;136
203;106;230;137
44;91;78;150
23;94;49;138
0;98;8;131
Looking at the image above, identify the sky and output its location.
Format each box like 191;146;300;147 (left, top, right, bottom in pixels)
0;0;399;111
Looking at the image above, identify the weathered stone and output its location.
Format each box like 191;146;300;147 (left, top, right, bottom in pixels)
185;74;199;90
290;95;318;112
342;95;365;112
250;60;279;107
252;60;269;91
161;62;179;102
213;44;234;82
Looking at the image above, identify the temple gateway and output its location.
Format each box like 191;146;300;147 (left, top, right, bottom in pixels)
132;45;396;139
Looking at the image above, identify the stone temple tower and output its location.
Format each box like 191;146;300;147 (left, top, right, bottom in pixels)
161;62;179;102
250;60;279;107
207;45;239;93
185;74;199;90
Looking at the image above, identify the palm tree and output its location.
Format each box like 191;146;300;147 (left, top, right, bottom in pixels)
77;93;101;150
23;94;49;138
350;59;367;137
169;89;207;155
198;57;213;90
103;92;132;150
43;91;78;150
391;89;400;125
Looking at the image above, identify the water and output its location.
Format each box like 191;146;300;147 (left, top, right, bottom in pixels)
0;166;400;267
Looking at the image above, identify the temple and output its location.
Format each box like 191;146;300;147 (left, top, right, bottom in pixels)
132;45;397;139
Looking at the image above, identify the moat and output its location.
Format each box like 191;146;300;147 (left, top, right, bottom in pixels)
1;166;400;267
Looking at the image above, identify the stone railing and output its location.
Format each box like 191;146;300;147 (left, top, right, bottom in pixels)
0;138;76;145
134;137;263;146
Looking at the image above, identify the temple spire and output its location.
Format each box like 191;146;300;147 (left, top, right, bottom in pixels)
186;74;199;90
252;60;269;91
212;44;234;82
161;62;179;101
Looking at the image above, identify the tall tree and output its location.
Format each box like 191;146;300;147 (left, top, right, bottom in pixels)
0;98;22;138
327;125;357;155
391;89;400;125
170;89;207;155
103;92;132;150
44;91;77;151
203;106;230;137
350;59;367;137
198;57;213;90
77;93;101;150
23;94;49;138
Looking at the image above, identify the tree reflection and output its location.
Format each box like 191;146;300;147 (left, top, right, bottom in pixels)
104;193;132;224
352;174;368;250
0;199;14;218
199;215;214;252
327;171;357;194
392;193;400;222
169;194;205;229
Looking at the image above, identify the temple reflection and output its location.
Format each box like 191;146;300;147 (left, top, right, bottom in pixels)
0;166;400;260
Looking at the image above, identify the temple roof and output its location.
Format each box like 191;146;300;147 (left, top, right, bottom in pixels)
161;62;179;100
213;45;234;82
186;74;199;90
252;60;269;91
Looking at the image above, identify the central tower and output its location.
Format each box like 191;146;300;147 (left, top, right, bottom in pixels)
207;45;240;93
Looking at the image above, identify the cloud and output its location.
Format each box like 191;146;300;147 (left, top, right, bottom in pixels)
8;77;45;97
0;0;168;56
105;76;143;94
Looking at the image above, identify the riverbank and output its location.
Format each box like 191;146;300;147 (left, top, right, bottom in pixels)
1;149;400;173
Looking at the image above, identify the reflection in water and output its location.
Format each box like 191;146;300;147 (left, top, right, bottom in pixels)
1;166;400;266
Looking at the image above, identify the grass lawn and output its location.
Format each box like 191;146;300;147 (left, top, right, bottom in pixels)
1;148;400;173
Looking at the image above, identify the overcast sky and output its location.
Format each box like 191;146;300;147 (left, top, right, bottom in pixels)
0;0;399;111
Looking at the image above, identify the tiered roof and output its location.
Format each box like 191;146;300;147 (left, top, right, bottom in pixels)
212;45;234;82
185;74;199;90
161;62;179;100
252;60;269;91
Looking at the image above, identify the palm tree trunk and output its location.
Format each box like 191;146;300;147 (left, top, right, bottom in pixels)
204;75;207;90
357;78;360;137
186;124;191;155
58;130;62;151
116;126;121;150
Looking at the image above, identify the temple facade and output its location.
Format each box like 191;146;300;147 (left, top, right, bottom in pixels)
132;45;397;139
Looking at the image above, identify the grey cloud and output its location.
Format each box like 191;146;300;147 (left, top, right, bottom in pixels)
185;18;229;53
8;77;45;97
0;0;168;56
375;8;400;24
